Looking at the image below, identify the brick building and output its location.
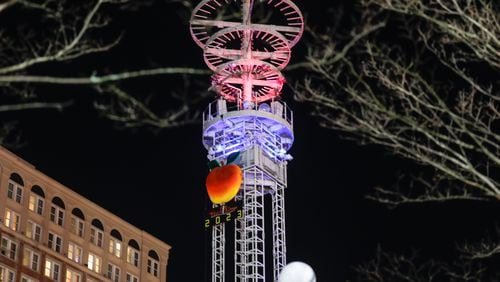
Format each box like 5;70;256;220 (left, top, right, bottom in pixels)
0;146;171;282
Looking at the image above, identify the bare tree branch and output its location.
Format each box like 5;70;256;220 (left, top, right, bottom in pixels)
363;0;500;69
0;122;25;149
0;0;211;136
365;174;492;208
0;68;211;85
292;1;500;280
294;0;499;205
0;0;112;74
356;246;494;281
0;0;16;13
94;85;200;129
0;101;72;112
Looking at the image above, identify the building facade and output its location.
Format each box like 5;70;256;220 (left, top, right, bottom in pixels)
0;146;171;282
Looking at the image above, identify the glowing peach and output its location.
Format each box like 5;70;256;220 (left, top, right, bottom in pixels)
206;164;242;204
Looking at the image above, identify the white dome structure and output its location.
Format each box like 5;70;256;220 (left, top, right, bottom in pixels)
278;261;317;282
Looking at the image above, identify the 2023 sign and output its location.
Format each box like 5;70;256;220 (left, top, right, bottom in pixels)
205;209;243;228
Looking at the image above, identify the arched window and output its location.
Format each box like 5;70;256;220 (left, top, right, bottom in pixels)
91;219;103;230
50;197;65;226
9;173;23;185
147;250;160;277
28;185;45;215
70;208;85;237
52;197;65;209
72;208;85;220
109;229;123;258
128;239;140;250
30;185;45;197
148;250;159;261
7;173;24;204
90;219;104;247
127;240;140;267
110;229;122;241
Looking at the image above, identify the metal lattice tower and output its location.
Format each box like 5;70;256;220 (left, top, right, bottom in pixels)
190;0;303;281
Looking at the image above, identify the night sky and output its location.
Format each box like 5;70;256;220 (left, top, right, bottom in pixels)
5;0;499;281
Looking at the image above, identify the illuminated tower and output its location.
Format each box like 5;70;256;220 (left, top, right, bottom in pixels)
190;0;303;281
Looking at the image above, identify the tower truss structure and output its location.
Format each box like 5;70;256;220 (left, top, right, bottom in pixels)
190;0;303;281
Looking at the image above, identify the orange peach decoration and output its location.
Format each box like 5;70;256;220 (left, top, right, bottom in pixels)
206;164;243;204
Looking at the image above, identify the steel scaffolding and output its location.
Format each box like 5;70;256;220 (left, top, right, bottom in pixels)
212;220;225;281
272;182;286;280
190;0;303;280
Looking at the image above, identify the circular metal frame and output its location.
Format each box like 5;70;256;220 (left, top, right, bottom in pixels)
203;25;291;71
190;0;304;48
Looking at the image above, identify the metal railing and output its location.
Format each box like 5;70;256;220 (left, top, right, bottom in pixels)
203;99;293;127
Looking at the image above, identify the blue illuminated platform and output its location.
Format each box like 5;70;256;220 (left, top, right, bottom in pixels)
202;100;294;162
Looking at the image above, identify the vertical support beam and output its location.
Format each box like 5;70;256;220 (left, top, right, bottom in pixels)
235;186;246;281
235;164;266;281
272;184;287;281
212;222;225;282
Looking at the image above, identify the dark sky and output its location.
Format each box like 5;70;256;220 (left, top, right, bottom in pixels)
5;0;499;281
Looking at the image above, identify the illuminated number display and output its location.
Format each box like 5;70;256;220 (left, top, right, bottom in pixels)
205;201;243;228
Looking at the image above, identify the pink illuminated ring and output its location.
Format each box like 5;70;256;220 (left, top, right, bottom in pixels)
211;59;285;103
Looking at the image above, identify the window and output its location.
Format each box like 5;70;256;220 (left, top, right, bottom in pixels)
26;220;42;242
50;206;65;226
28;194;44;215
109;238;122;258
23;248;40;271
44;258;61;281
90;227;103;248
0;236;17;260
127;247;140;267
4;208;20;231
90;219;104;247
147;250;160;277
109;229;122;258
107;264;120;282
7;180;23;204
70;216;84;238
21;275;37;282
147;258;159;277
65;268;81;282
126;273;139;282
87;253;101;273
48;232;63;253
0;265;15;282
70;208;85;237
67;242;83;264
